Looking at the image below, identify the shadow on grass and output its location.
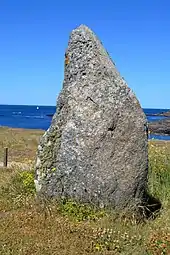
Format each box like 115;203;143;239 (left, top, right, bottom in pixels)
140;192;162;220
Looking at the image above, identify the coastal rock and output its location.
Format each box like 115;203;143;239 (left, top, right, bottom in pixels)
161;111;170;117
149;119;170;135
35;25;148;209
146;110;170;117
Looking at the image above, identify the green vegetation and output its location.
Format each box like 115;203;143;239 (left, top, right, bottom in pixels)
0;128;170;254
59;199;106;222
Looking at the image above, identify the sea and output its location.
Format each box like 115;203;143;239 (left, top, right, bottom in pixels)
0;105;170;140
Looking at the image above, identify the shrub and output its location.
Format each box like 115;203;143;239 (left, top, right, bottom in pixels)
59;199;106;222
1;169;35;209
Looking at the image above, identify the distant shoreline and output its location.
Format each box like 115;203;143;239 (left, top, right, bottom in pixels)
146;111;170;117
0;126;45;133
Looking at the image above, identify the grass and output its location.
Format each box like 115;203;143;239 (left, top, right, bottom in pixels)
0;128;170;254
0;127;43;163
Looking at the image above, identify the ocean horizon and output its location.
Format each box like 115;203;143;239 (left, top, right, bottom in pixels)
0;104;170;140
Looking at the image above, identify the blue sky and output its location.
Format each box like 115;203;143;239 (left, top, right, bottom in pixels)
0;0;170;108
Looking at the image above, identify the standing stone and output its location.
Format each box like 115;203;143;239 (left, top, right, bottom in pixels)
35;25;148;209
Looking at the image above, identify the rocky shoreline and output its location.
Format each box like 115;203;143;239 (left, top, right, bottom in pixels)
149;119;170;136
147;110;170;135
147;110;170;117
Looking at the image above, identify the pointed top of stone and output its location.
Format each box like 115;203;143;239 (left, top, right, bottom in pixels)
76;24;91;30
68;24;97;43
71;25;101;45
72;24;94;33
65;23;118;86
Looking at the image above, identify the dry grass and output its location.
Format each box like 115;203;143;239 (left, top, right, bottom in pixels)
0;127;43;163
0;127;170;254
